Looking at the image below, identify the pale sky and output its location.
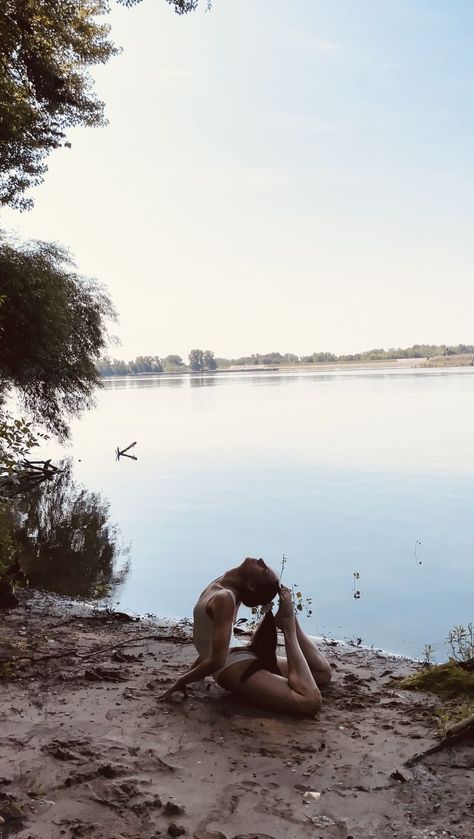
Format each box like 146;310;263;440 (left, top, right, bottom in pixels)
2;0;473;360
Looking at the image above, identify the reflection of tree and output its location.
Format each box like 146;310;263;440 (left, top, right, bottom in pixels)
10;460;129;599
105;377;185;390
189;375;217;387
0;503;18;575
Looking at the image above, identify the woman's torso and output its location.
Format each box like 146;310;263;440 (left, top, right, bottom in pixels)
193;579;239;660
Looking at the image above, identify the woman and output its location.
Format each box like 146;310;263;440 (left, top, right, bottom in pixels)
160;557;332;717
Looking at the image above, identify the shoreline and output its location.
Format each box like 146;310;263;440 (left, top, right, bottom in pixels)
100;356;474;381
36;592;423;665
1;592;472;838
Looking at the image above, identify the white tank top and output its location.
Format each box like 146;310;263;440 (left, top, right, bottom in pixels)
193;586;237;659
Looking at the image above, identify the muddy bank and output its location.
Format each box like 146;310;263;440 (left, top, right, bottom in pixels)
1;593;473;839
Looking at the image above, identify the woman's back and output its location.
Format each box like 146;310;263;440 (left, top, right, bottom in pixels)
193;581;237;659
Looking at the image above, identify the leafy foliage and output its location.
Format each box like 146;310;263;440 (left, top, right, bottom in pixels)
0;235;115;438
446;624;474;663
120;0;210;12
97;342;474;379
188;348;216;372
217;344;474;368
0;413;43;480
0;1;209;209
188;349;205;371
291;586;313;617
203;349;217;370
247;555;313;629
0;1;119;209
97;355;164;375
164;354;184;368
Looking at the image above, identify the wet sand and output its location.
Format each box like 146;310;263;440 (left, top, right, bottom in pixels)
1;594;472;839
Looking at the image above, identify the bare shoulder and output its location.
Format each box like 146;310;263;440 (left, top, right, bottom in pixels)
207;587;235;619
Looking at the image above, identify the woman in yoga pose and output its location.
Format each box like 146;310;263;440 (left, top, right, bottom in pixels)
160;557;332;716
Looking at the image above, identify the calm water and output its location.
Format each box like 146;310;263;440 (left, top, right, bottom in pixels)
38;368;474;660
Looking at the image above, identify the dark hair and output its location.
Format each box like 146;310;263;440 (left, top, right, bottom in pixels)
240;611;281;683
242;575;280;608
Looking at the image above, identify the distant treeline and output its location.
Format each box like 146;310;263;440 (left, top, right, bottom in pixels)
97;350;216;376
97;344;474;376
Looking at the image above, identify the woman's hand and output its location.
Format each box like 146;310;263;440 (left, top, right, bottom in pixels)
158;676;189;702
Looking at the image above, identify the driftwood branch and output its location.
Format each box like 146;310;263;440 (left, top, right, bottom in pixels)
405;714;474;766
2;632;192;666
115;442;138;461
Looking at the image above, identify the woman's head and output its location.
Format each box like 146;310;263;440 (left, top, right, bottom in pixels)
238;557;279;607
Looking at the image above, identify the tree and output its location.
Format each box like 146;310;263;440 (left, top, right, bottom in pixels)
188;348;205;371
164;354;184;368
121;0;208;12
312;352;336;363
129;355;163;374
0;235;115;439
203;350;217;370
0;0;209;209
0;1;118;210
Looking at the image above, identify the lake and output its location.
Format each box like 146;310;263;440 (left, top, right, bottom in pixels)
28;367;474;660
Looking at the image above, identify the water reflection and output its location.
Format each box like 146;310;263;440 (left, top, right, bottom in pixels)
104;375;185;390
10;460;129;598
189;375;217;387
102;366;474;394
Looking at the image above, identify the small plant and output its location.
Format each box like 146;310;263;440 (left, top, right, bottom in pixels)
445;623;474;663
247;554;313;629
422;643;435;665
290;585;313;617
92;581;111;599
435;703;474;735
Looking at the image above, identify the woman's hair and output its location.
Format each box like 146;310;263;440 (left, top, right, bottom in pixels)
240;611;281;683
241;574;280;608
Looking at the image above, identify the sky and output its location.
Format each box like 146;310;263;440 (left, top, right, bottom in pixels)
2;0;474;360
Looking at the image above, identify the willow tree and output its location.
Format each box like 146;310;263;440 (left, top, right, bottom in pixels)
0;235;115;438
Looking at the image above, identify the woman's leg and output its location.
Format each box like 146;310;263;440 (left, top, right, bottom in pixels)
277;617;332;688
217;591;322;717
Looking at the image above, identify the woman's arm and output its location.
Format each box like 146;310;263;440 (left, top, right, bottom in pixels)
159;591;235;700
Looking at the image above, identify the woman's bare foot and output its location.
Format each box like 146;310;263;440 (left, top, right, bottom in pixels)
274;586;295;631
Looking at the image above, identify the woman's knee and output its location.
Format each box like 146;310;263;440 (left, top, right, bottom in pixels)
294;688;322;717
314;663;332;688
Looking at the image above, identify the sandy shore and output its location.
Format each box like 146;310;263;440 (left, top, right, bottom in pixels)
1;594;472;839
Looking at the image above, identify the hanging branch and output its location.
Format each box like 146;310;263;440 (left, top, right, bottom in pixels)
0;459;61;498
